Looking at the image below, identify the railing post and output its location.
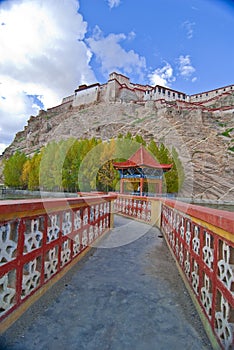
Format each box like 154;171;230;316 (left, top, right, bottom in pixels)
150;199;161;228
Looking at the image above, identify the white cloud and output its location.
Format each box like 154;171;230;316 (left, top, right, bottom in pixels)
87;26;146;78
0;0;96;153
148;63;175;87
182;20;195;39
178;55;196;79
107;0;121;9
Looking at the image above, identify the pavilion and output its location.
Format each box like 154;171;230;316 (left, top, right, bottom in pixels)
113;145;172;196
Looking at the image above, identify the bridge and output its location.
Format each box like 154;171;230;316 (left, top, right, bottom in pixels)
0;194;233;349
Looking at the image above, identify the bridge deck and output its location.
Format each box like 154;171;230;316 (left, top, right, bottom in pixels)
0;216;213;350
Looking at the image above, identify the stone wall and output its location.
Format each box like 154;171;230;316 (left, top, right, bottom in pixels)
73;85;99;107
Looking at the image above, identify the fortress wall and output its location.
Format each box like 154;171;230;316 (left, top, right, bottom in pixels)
62;94;74;104
144;86;187;102
119;88;139;102
109;72;130;86
106;79;120;102
134;89;145;100
99;84;108;102
73;86;99;107
190;84;234;102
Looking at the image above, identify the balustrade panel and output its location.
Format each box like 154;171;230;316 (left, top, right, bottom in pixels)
161;202;234;350
114;195;152;224
0;196;114;325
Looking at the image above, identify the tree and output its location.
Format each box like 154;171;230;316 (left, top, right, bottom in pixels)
3;151;27;188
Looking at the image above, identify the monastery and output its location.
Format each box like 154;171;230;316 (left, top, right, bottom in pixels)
61;72;234;108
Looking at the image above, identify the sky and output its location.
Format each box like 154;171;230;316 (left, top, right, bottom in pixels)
0;0;233;155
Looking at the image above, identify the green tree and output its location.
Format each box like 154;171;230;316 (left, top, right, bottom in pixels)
3;151;27;188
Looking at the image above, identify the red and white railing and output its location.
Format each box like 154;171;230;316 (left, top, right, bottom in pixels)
115;194;234;349
0;195;116;329
161;200;234;350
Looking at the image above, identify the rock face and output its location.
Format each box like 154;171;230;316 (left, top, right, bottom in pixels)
1;95;234;200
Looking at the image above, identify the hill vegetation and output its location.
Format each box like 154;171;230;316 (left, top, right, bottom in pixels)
3;134;183;194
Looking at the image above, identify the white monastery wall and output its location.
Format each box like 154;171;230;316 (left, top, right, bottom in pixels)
64;72;233;108
73;85;99;107
62;95;74;104
190;85;234;103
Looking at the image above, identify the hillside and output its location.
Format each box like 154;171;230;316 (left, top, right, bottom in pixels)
1;94;234;200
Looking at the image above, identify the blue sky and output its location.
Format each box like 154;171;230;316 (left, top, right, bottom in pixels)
0;0;233;154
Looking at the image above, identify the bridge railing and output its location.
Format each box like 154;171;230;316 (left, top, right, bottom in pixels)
0;195;116;331
115;194;234;350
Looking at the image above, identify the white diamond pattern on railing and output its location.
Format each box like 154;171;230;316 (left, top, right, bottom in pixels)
21;259;40;298
89;226;94;243
185;221;191;246
90;206;94;222
95;224;99;239
218;242;234;292
73;234;80;256
192;226;200;255
95;205;99;220
74;210;82;230
83;209;88;225
47;215;60;242
184;251;190;278
215;295;233;349
191;261;199;295
82;230;88;248
180;217;185;239
175;238;179;257
24;219;43;253
0;273;15;315
179;243;184;266
0;223;17;265
201;274;212;319
44;248;58;281
62;212;72;236
60;240;71;267
203;232;214;270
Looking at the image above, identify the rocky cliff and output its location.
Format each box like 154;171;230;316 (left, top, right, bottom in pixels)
2;94;234;200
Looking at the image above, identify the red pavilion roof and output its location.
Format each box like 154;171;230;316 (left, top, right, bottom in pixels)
113;145;172;170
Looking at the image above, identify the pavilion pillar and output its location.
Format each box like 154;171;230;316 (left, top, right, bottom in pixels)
158;180;162;194
140;178;144;196
120;178;124;194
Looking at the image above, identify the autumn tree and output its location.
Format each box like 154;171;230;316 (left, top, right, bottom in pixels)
3;151;27;188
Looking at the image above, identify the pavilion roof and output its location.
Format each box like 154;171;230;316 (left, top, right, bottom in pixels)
113;145;172;170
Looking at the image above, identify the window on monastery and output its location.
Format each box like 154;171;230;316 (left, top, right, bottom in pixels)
162;89;165;94
196;96;198;98
206;93;208;96
158;87;161;93
168;91;170;96
230;86;232;89
173;92;175;98
200;95;202;97
178;93;180;98
223;88;226;91
183;94;186;99
216;91;218;93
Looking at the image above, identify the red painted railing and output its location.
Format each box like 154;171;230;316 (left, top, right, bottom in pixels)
0;195;116;328
161;200;234;350
114;194;152;223
115;194;234;349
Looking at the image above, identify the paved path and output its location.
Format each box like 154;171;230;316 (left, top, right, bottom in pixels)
0;216;213;350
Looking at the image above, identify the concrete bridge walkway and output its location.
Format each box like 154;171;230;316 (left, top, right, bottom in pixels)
0;216;213;350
